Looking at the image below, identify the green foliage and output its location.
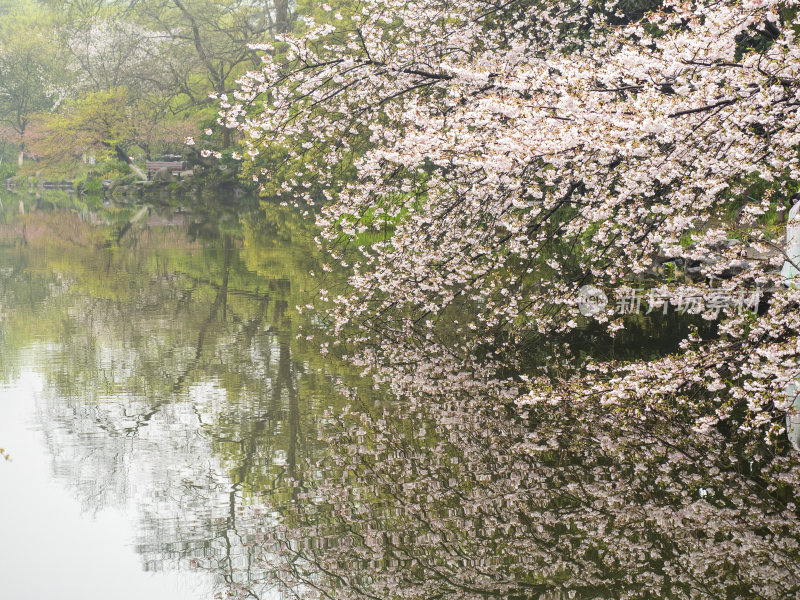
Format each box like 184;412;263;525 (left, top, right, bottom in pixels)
0;158;16;180
0;0;295;176
32;88;134;161
0;3;63;138
78;161;131;193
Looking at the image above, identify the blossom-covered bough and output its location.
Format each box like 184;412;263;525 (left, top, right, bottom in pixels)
220;0;800;596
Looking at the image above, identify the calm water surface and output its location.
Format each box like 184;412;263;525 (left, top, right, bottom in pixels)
0;197;355;599
3;194;795;600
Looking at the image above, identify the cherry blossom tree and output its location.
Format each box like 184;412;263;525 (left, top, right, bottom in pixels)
225;0;800;445
60;17;174;96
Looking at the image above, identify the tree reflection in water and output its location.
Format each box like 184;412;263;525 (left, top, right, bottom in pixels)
0;198;353;598
1;197;799;599
221;338;798;600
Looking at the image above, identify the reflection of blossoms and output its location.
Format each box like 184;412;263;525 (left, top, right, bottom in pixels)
239;340;800;600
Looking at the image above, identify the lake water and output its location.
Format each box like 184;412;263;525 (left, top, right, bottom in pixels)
0;197;352;599
1;193;799;600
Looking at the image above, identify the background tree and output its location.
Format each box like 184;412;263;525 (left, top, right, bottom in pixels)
30;88;137;165
136;0;283;109
0;3;63;165
0;0;296;174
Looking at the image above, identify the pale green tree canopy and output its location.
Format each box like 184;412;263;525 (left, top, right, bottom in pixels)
0;5;63;138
